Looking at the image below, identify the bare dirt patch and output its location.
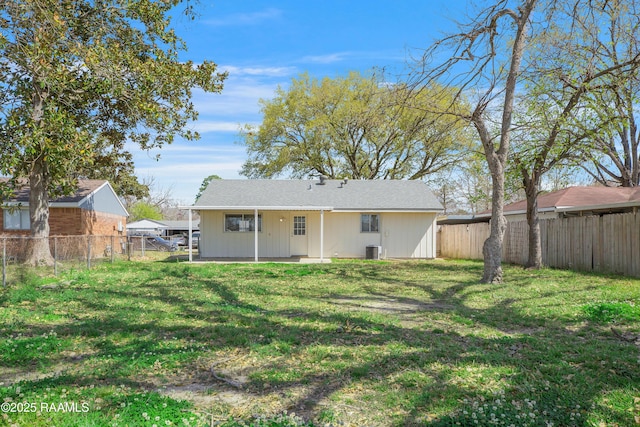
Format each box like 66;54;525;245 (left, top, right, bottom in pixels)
327;294;455;326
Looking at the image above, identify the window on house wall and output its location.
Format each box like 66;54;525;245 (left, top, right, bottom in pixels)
225;214;262;232
293;216;306;235
3;209;30;230
361;214;379;233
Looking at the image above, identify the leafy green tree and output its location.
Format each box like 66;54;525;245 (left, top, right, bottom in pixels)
574;0;640;187
128;201;163;222
510;0;640;269
412;0;640;282
195;174;222;202
240;71;471;180
80;142;150;201
0;0;226;265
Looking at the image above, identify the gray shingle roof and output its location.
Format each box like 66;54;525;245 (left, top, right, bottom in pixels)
1;179;108;204
194;179;443;211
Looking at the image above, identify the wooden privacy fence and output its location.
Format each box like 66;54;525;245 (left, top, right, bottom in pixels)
438;212;640;277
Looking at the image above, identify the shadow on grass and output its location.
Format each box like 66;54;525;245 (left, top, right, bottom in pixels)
0;260;638;425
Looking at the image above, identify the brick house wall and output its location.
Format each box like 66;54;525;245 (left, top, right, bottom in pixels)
1;207;127;236
79;210;127;236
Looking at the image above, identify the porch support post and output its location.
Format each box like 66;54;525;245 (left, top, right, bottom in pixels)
320;209;324;263
254;208;259;262
188;208;193;262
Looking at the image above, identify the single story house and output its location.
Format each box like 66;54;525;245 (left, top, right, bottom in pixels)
437;214;490;225
476;186;640;222
162;220;200;236
1;179;128;236
126;218;169;236
182;178;443;261
127;219;200;236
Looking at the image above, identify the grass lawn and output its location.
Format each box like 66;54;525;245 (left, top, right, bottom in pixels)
1;259;639;426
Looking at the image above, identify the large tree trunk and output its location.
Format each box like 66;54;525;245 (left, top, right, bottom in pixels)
524;177;542;269
24;84;54;266
25;157;54;267
479;1;535;284
482;154;507;284
482;215;507;283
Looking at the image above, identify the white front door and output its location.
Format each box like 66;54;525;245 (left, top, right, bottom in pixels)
290;215;308;256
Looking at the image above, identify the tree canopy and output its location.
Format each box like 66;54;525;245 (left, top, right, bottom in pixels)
128;201;163;222
195;174;222;202
0;0;226;264
410;0;640;282
506;0;640;268
573;0;640;187
240;71;472;181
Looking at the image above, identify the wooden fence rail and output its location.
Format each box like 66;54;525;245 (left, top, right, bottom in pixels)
438;212;640;277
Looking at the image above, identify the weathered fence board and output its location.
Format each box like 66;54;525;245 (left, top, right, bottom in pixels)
438;212;640;277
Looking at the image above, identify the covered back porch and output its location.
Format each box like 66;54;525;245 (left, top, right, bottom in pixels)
182;206;333;263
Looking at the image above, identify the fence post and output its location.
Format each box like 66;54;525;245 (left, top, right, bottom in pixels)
111;235;115;263
141;236;145;257
87;236;92;270
2;238;6;288
54;237;58;277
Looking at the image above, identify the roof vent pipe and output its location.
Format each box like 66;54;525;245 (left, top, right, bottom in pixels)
318;175;327;185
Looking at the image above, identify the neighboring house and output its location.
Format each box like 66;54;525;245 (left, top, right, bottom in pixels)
477;186;640;222
126;218;169;236
437;214;489;225
161;220;200;237
183;178;443;261
0;179;128;236
126;219;200;236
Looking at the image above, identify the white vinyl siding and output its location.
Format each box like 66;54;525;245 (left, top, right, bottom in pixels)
201;211;288;257
379;212;436;259
199;210;437;259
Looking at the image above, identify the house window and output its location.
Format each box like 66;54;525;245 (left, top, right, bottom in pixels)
361;214;379;233
3;209;30;230
225;214;262;232
293;216;306;236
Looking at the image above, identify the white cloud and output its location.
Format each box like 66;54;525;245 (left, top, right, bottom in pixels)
301;52;351;64
204;8;282;27
191;79;280;117
221;65;296;77
142;143;245;154
189;63;298;120
188;121;243;133
133;148;247;203
136;161;243;176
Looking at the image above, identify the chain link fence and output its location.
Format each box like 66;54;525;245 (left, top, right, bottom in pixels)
1;235;189;287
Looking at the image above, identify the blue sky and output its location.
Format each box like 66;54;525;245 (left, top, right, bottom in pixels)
132;1;467;204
